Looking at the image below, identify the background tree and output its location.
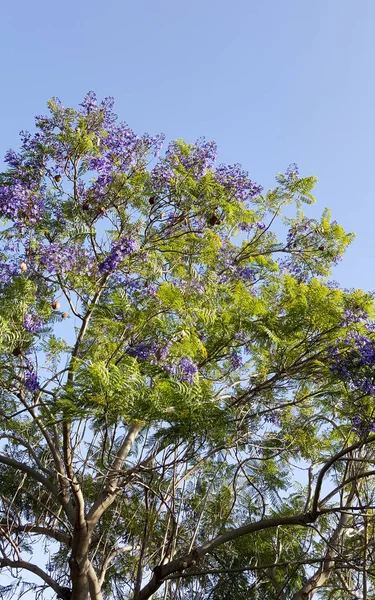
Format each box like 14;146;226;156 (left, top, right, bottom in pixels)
0;92;373;599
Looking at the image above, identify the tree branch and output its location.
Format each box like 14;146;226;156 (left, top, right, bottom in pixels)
0;556;71;599
87;423;142;526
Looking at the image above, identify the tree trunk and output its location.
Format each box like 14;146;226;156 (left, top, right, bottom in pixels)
69;524;92;600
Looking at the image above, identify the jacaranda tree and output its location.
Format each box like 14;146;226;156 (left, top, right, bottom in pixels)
0;92;374;600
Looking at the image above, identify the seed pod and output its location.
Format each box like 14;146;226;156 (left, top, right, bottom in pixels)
319;245;325;251
182;562;188;569
62;312;69;319
149;196;156;205
51;301;60;310
99;206;106;213
82;201;90;210
12;347;22;357
54;175;62;183
19;262;28;272
208;214;220;226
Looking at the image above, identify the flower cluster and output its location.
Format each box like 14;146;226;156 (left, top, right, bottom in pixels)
24;313;43;334
340;307;368;327
126;343;157;360
36;243;94;276
285;163;300;183
98;238;138;274
25;371;40;392
214;163;263;202
351;414;375;437
328;331;375;395
236;266;256;281
178;357;198;384
0;179;44;227
229;351;243;369
151;138;217;191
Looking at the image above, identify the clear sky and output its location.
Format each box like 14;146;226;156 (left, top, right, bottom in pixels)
1;0;375;290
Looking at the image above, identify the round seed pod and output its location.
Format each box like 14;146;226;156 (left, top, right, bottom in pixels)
82;201;90;210
12;347;22;356
20;262;28;272
54;175;62;183
62;312;69;319
51;301;60;310
208;214;220;226
149;196;156;205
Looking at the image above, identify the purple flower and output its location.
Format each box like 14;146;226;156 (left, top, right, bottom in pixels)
157;342;172;361
36;243;94;276
126;343;156;360
24;313;43;334
178;357;198;384
0;179;44;226
214;163;262;202
285;163;300;183
98;238;138;274
229;351;243;369
164;363;178;377
238;222;253;232
25;372;40;392
256;222;266;231
237;267;255;281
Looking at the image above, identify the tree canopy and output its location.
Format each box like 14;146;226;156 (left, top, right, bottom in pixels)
0;92;373;599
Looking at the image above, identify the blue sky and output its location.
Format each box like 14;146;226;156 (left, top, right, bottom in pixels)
1;0;374;290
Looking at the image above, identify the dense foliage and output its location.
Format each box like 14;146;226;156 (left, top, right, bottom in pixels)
0;92;373;599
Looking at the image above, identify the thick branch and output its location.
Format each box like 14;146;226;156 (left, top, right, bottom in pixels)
0;522;71;545
0;556;70;599
0;454;60;499
312;435;375;516
87;423;142;525
137;511;317;600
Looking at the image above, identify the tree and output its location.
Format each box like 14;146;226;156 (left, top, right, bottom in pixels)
0;92;373;600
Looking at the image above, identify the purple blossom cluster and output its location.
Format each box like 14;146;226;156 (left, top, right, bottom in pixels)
178;357;199;384
36;243;94;275
25;371;40;392
126;343;157;360
0;179;44;227
328;331;375;395
157;342;172;361
151;138;217;190
214;164;263;202
351;414;375;437
24;313;43;334
264;412;281;426
0;262;21;285
179;278;205;294
236;266;256;281
339;308;368;327
164;357;199;384
238;221;267;233
285;163;300;183
229;351;243;369
98;238;138;274
219;263;256;285
166;138;217;174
